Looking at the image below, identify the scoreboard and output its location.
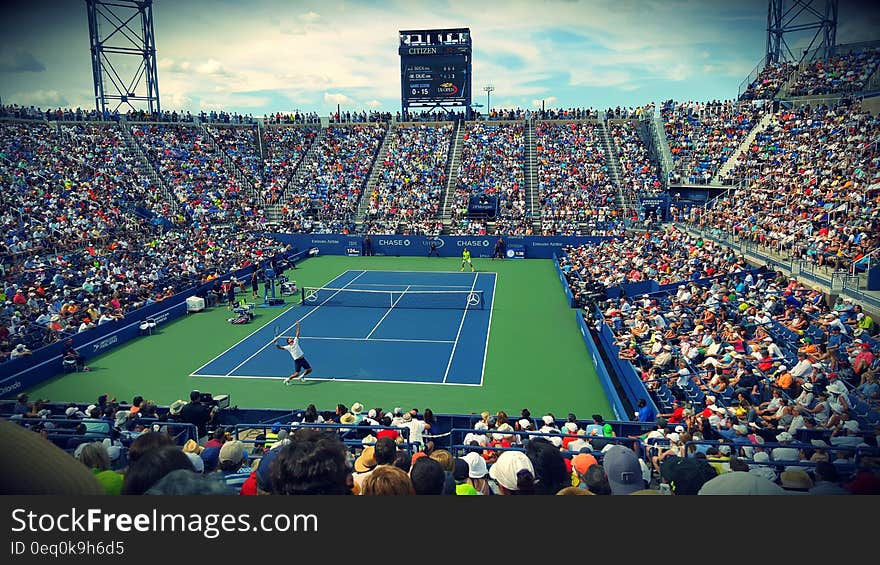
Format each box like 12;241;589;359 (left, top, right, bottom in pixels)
403;52;469;103
400;28;472;112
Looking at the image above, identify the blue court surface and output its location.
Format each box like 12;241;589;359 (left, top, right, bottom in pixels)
191;270;496;386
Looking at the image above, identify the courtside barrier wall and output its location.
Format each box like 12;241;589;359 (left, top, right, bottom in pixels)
575;313;628;421
267;233;610;260
594;312;659;416
0;251;302;398
552;254;575;308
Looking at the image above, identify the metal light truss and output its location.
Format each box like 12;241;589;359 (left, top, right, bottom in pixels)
767;0;838;64
86;0;161;114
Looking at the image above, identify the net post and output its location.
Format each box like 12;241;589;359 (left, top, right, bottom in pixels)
301;287;305;304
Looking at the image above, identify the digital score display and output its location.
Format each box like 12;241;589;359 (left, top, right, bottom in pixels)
399;28;471;111
403;56;468;103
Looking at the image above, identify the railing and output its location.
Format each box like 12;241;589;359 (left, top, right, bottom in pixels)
231;422;417;453
738;54;769;100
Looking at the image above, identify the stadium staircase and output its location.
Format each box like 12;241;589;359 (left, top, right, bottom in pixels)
266;125;327;221
200;124;261;201
598;120;630;216
648;105;675;187
524;118;541;232
355;122;396;228
118;119;179;213
712;111;774;184
440;119;465;232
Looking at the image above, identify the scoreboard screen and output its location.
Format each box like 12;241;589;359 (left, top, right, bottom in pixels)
400;28;471;111
403;56;468;103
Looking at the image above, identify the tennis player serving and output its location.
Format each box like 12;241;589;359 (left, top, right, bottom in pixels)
278;321;312;385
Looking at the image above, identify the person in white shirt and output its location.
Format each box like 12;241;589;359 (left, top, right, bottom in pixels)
765;338;784;360
277;321;312;384
789;352;813;380
401;411;429;450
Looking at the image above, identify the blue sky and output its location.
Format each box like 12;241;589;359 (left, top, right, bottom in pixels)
1;0;878;115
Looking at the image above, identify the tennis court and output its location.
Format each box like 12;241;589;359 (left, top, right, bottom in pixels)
191;270;496;385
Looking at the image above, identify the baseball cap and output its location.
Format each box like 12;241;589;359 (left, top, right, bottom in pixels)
602;445;644;495
219;440;246;465
255;448;281;492
660;457;718;495
571;453;598;476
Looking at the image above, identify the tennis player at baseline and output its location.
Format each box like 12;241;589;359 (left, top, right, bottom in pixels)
278;321;312;384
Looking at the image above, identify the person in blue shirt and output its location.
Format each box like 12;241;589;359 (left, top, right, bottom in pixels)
635;398;657;423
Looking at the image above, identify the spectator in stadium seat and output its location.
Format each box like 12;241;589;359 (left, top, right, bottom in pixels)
525;438;570;495
410;456;449;495
462;452;491;495
218;440;252;495
488;450;536;495
269;429;353;495
603;444;648;495
75;441;124;495
121;445;196;495
361;465;416;495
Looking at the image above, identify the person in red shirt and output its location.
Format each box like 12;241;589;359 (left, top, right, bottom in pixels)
658;401;685;425
12;290;26;305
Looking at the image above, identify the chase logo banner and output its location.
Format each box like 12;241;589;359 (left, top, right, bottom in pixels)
268;234;610;259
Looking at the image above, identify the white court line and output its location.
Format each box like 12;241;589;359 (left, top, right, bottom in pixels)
365;285;410;339
363;270;496;275
442;272;479;384
221;270;367;376
189;269;358;376
478;273;497;387
284;336;455;344
189;373;482;387
351;283;474;289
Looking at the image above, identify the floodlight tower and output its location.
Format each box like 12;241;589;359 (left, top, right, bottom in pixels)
86;0;161;114
766;0;837;64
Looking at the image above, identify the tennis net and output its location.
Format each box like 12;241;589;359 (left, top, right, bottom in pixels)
300;287;484;310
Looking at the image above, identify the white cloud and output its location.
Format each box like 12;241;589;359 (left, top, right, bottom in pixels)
164;91;192;110
298;11;321;23
364;99;382;108
324;92;354;106
9;89;67;107
195;59;231;77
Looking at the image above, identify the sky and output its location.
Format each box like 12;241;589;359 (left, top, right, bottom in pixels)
1;0;879;116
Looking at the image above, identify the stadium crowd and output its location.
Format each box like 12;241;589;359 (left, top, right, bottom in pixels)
260;126;319;204
740;61;797;100
278;124;387;234
699;101;880;270
535;121;614;235
662;99;766;184
361;124;451;235
452;122;529;235
3;386;877;494
787;48;880;97
609;119;663;199
131;124;261;226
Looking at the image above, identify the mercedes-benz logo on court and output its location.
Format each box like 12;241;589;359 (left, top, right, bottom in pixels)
305;290;318;302
466;292;481;306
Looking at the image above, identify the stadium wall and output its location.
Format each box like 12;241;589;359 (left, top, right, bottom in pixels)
266;233;610;259
575;313;628;421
